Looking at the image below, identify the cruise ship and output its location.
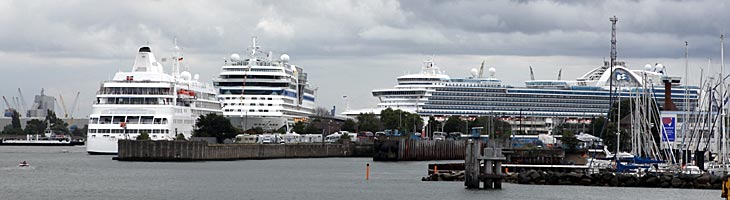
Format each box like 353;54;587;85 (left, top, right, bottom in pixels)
86;44;222;154
345;59;700;135
350;58;448;115
419;61;700;134
214;38;315;131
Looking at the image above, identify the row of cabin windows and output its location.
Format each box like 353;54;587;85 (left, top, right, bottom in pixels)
223;103;274;106
89;129;170;134
224;109;273;112
223;97;274;100
89;116;168;124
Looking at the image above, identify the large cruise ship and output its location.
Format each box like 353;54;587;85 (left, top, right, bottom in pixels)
214;38;315;131
86;44;222;154
419;61;700;134
352;58;449;115
345;59;700;135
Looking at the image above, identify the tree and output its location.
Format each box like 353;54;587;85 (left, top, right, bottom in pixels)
304;123;320;134
339;132;352;143
193;113;239;143
45;110;69;135
24;119;47;135
379;108;400;130
293;122;306;134
2;124;23;135
443;116;465;133
561;131;580;152
357;113;380;132
341;119;357;132
2;110;23;135
175;133;186;141
136;131;150;140
11;110;21;129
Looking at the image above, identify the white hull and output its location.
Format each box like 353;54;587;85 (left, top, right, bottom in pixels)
86;135;119;154
228;116;288;131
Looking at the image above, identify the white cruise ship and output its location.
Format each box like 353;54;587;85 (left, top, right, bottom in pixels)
342;58;449;116
86;44;222;154
214;38;315;131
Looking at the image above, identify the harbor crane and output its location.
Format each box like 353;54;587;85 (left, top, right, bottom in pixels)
2;96;14;111
529;66;535;80
18;88;28;115
478;60;485;78
59;93;69;118
557;68;562;80
68;91;80;124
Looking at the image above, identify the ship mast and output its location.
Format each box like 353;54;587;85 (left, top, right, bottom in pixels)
609;16;619;160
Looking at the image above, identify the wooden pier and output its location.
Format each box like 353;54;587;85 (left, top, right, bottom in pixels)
464;139;507;189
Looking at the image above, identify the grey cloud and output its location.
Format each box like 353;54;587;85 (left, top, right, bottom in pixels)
0;0;728;116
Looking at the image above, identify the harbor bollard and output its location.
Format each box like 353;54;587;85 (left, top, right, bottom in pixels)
366;163;370;180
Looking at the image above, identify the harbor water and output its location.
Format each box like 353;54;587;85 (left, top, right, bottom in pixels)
0;146;717;200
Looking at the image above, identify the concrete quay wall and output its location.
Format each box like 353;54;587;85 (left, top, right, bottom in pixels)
117;140;373;161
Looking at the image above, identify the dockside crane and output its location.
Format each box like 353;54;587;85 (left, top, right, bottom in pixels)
2;96;15;117
12;97;21;114
68;91;80;124
529;66;535;80
17;88;28;115
557;68;562;80
478;60;485;78
59;93;69;118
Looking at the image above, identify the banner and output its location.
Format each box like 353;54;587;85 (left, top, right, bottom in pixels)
660;114;676;142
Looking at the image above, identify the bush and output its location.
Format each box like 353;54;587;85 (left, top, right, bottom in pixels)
136;131;150;141
175;133;186;141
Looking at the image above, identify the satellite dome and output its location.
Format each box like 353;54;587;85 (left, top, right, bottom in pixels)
470;68;479;77
655;63;664;70
194;74;200;80
230;54;241;61
488;67;496;76
280;54;290;62
180;71;192;80
644;64;652;71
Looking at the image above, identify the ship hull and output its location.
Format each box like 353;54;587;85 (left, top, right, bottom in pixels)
227;116;288;132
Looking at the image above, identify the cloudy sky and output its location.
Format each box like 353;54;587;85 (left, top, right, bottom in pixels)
1;0;729;118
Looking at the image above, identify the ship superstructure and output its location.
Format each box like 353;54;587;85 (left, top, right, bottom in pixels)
86;44;221;154
214;38;315;131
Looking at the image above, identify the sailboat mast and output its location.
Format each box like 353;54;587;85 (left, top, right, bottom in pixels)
720;34;728;175
681;41;689;165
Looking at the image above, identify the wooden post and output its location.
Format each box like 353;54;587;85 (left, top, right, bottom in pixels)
465;139;480;188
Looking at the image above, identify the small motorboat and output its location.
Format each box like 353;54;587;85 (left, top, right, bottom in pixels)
18;161;29;167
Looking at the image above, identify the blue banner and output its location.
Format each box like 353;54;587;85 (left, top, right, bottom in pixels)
661;116;675;142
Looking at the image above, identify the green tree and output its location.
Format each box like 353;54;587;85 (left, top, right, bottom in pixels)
292;122;306;134
175;133;186;141
45;110;69;135
357;113;380;132
339;132;352;143
379;108;400;130
136;131;151;140
2;110;23;135
304;123;320;134
193;113;239;143
24;119;47;135
443;116;465;133
341;119;357;132
561;131;580;152
11;110;21;129
2;124;23;135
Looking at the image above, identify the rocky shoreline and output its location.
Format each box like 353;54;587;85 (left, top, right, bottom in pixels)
422;170;724;190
